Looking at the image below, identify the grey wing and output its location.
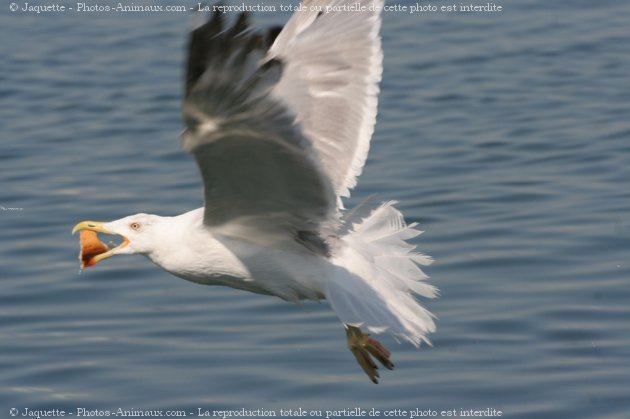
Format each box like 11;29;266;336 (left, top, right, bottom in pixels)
181;12;336;237
268;0;384;201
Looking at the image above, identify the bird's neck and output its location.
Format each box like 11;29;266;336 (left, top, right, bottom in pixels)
145;208;250;284
144;208;203;264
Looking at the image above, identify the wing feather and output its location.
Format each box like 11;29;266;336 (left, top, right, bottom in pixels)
269;0;384;200
182;12;336;237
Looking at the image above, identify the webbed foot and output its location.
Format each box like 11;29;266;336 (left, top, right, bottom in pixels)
345;324;394;383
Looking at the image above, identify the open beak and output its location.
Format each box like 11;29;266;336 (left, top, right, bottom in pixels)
72;221;130;268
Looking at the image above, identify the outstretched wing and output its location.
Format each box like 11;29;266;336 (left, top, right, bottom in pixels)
268;0;384;201
182;12;335;237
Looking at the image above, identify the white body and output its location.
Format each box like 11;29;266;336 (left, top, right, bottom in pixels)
106;199;436;346
148;208;330;301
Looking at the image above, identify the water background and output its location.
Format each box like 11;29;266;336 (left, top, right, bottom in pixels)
2;1;629;417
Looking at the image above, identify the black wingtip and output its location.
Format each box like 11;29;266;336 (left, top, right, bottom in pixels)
186;8;225;96
185;4;284;97
231;12;250;37
266;25;283;48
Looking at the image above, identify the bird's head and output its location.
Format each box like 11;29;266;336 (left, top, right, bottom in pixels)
72;213;163;268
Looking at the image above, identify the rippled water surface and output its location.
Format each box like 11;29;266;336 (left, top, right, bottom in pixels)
2;1;629;418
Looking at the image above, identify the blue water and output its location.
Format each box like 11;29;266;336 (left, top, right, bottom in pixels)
2;1;629;418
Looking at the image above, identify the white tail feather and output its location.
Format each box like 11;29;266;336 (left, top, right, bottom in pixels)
327;201;437;346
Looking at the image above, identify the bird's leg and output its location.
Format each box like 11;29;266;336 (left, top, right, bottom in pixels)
345;324;394;384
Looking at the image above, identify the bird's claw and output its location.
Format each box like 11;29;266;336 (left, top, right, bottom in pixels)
346;325;394;384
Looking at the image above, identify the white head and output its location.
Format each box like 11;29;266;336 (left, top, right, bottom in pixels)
72;213;166;267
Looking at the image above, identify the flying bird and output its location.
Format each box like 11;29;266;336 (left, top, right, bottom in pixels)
73;0;437;383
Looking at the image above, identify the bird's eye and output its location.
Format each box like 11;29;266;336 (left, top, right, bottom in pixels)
130;222;141;231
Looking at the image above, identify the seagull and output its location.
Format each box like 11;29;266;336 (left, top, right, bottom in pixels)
72;0;437;383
